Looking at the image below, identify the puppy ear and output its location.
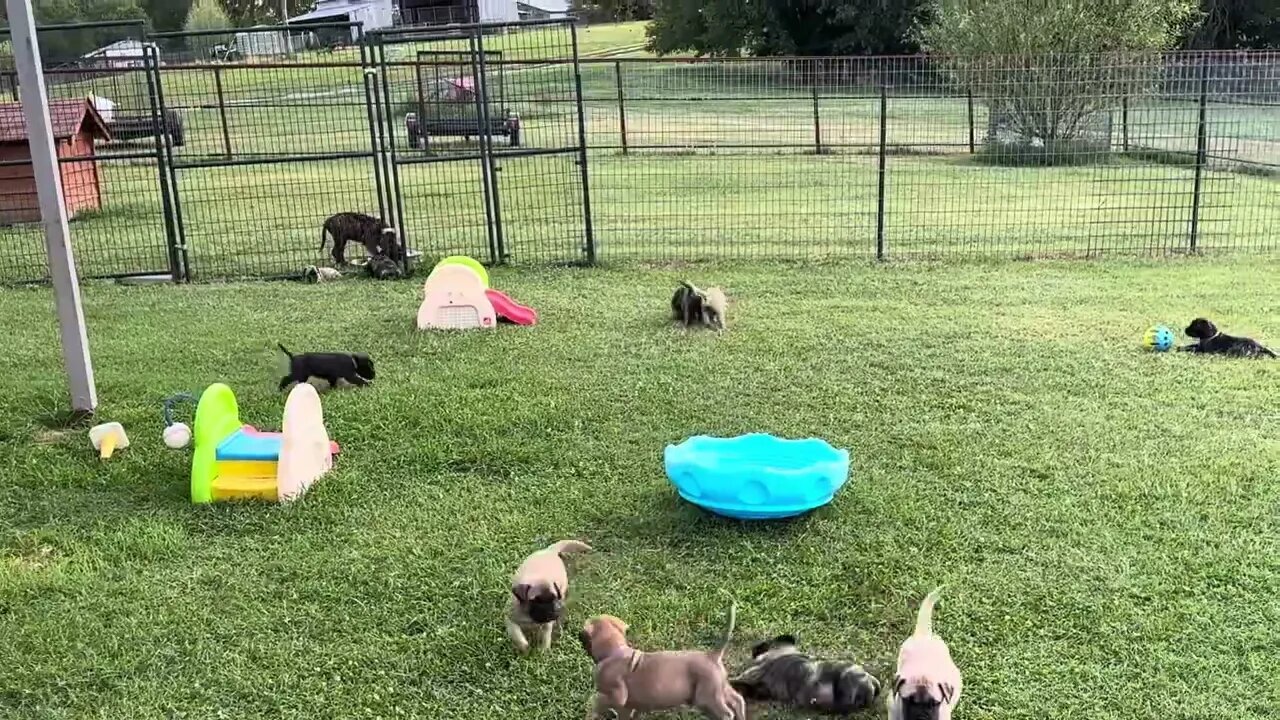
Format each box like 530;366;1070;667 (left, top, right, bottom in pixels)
775;633;797;646
512;584;530;602
577;628;592;652
939;683;956;704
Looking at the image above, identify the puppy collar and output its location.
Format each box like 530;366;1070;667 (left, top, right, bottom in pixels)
600;647;641;670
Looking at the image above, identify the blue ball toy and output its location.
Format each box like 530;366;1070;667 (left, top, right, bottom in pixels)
663;433;851;520
1143;325;1175;352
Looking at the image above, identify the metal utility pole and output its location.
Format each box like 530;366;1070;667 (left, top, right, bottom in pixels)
7;0;98;415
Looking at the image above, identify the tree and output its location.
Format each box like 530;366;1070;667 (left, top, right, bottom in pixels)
572;0;655;23
923;0;1199;153
645;0;932;57
139;0;194;33
184;0;232;34
220;0;317;27
0;0;149;61
1183;0;1280;48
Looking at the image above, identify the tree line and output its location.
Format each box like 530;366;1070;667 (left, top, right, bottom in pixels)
0;0;319;61
574;0;1279;54
4;0;1277;61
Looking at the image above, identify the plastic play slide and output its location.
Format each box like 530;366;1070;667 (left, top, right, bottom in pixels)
485;289;538;326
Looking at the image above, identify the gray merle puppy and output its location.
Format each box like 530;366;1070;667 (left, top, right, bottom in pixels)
731;634;881;715
278;344;375;390
320;212;400;266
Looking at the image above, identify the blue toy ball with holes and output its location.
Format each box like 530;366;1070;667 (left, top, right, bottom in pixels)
663;433;851;520
1143;325;1175;352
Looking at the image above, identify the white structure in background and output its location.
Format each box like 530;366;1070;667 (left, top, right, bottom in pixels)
80;39;158;69
290;0;397;41
89;95;116;123
516;0;570;20
289;0;570;35
234;28;292;57
476;0;519;22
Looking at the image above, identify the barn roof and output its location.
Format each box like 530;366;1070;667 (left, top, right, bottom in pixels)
0;98;112;144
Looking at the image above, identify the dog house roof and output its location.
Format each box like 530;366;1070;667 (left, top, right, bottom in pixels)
0;98;112;143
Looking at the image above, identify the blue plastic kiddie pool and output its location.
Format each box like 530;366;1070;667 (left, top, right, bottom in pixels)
663;433;851;520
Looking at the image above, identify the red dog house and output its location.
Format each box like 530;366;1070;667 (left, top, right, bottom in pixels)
0;98;111;225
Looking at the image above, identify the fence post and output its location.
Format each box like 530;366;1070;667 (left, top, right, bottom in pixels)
614;60;628;155
876;84;888;260
7;72;17;101
213;65;233;159
966;89;975;154
574;25;597;262
812;79;822;154
1120;95;1130;153
144;48;181;283
1189;59;1209;252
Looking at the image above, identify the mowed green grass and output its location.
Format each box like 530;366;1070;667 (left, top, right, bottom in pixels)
2;258;1280;719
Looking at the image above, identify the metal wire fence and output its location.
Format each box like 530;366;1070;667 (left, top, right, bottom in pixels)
0;19;1276;284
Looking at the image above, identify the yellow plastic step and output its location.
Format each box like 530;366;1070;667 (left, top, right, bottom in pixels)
212;461;278;501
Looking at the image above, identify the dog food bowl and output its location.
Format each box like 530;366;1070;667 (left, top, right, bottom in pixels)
663;433;851;520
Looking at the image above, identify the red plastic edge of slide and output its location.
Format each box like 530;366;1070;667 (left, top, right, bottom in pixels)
485;289;538;326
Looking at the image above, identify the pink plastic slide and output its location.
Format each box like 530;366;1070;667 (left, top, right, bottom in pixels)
485;289;538;326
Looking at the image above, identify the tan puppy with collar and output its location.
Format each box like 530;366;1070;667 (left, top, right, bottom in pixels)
888;587;962;720
506;540;591;654
578;604;747;720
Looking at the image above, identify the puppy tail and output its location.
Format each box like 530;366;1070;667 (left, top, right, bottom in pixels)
713;599;737;664
1263;346;1278;358
547;540;592;555
913;586;944;639
277;343;294;358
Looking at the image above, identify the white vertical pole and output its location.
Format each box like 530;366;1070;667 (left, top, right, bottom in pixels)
7;0;97;415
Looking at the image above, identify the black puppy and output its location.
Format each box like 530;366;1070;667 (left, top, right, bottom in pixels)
731;634;881;715
1181;318;1276;358
320;212;400;265
278;344;375;390
671;281;707;327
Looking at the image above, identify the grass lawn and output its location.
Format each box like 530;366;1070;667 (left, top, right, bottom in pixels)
2;257;1279;719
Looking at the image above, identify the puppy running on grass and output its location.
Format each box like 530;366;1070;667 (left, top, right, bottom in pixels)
888;587;961;720
671;282;727;330
506;540;592;654
277;344;375;390
579;602;747;720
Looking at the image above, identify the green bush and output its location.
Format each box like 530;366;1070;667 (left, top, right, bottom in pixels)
925;0;1199;164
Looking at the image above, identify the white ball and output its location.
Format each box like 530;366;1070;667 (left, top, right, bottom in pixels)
164;422;191;449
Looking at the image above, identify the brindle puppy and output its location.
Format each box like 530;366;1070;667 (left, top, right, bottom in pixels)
320;212;400;265
1181;318;1276;358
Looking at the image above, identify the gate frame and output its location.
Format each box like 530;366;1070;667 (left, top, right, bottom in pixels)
148;21;385;281
371;17;596;267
